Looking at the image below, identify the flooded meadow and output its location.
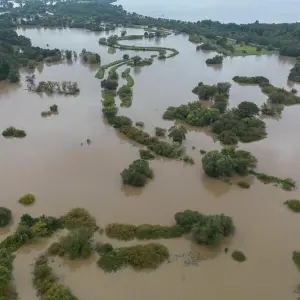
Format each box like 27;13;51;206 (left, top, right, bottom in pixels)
1;27;300;300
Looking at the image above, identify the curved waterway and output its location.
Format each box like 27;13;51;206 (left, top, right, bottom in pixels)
1;27;300;300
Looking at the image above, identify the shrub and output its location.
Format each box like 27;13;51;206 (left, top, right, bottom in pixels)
18;193;35;205
33;256;78;299
237;181;250;189
168;125;187;144
155;127;166;137
0;207;12;227
218;130;238;145
135;121;144;127
293;251;300;270
97;243;169;272
191;214;234;246
49;228;93;260
0;249;16;299
2;126;26;138
206;55;223;65
61;208;98;231
181;155;195;164
95;243;113;254
139;149;155;160
232;250;247;262
237;101;260;118
50;104;58;113
111;116;132;128
233;76;269;85
284;199;300;212
121;159;153;187
105;223;137;241
135;224;185;240
174;210;205;231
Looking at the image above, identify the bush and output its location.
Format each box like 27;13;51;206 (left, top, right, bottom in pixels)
206;55;223;65
18;193;35;205
61;208;97;231
233;76;269;85
232;250;247;262
0;207;12;227
218;130;238;145
284;199;300;212
139;149;155;160
237;181;250;189
0;249;16;299
33;256;78;299
181;155;195;164
121;159;153;187
111;116;132;128
96;243;113;254
2;126;26;138
97;243;169;272
237;101;260;118
135;121;144;127
202;149;257;178
49;104;58;113
192;214;234;246
155;127;166;137
293;251;300;270
168;125;187;144
49;228;93;260
135;224;185;240
105;223;137;241
174;210;205;231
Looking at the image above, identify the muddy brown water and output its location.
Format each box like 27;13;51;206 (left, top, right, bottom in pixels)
1;27;300;300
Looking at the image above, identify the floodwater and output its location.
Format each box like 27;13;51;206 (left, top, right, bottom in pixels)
114;0;300;24
1;27;300;300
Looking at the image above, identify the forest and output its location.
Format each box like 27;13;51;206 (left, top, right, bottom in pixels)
0;0;300;55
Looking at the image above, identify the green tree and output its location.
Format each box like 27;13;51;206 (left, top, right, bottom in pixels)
168;125;187;143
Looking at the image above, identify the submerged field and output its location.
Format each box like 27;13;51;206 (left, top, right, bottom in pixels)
1;26;300;300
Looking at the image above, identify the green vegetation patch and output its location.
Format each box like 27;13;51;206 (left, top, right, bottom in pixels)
97;243;169;272
237;181;250;189
33;256;78;300
18;193;36;205
105;223;137;241
288;58;300;82
202;148;257;178
175;210;234;246
233;76;269;85
121;159;153;187
139;149;155;160
48;228;93;259
0;207;12;227
2;126;26;138
61;208;98;231
293;251;300;270
284;199;300;212
250;171;296;191
206;55;223;65
0;249;17;299
232;250;247;262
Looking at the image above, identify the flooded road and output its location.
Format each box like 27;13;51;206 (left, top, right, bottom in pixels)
1;27;300;300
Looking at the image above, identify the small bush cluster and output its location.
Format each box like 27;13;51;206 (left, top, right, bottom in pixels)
61;208;98;231
288;58;300;82
181;155;195;164
121;159;153;187
0;207;12;227
168;125;187;144
202;148;257;178
33;256;78;300
231;250;247;262
105;223;185;241
41;104;58;117
233;76;269;85
0;214;62;252
48;228;93;259
139;149;155;160
284;199;300;212
97;243;169;272
192;82;231;100
250;171;296;191
206;55;223;65
0;249;17;299
293;251;300;270
155;127;166;137
174;210;234;246
237;181;250;189
2;126;26;138
18;193;35;205
260;83;300;105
